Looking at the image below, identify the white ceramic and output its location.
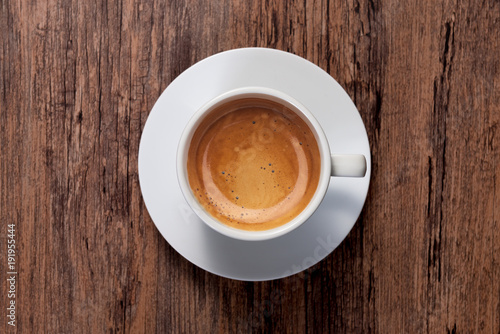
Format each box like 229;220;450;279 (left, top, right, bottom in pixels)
176;87;366;241
138;48;371;281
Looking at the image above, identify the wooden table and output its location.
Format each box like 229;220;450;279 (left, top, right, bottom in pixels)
1;0;499;332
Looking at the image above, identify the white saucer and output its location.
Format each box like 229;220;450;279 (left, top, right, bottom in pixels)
138;48;371;281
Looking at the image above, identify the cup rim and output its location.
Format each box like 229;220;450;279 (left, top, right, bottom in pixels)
176;87;332;241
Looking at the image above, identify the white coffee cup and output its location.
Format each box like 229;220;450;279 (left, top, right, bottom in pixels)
177;87;367;241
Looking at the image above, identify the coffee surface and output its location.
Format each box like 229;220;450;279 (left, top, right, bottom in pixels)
187;98;321;231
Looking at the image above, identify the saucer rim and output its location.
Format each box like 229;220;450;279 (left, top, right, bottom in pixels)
138;48;371;281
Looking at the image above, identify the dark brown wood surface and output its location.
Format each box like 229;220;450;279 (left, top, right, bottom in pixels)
1;0;499;333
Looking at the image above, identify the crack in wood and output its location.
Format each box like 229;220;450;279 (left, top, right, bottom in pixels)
373;88;382;136
427;15;455;287
427;156;432;217
446;323;457;334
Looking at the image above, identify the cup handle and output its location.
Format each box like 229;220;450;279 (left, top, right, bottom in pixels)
331;154;367;177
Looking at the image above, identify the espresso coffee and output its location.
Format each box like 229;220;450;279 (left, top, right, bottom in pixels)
186;98;321;231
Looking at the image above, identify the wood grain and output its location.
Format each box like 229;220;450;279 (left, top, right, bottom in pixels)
1;0;499;333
